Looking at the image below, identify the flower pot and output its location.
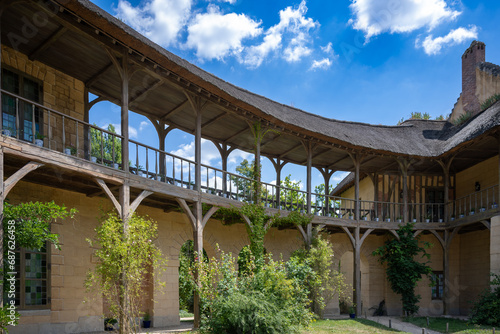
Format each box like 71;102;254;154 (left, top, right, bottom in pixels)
439;218;443;223
375;218;379;222
35;139;43;147
64;148;72;155
480;208;486;212
363;217;367;221
492;204;498;209
397;219;402;223
2;129;11;136
451;217;455;221
91;156;97;163
113;163;120;169
412;219;417;223
349;313;356;319
348;216;354;220
386;218;390;222
470;211;475;215
142;320;151;328
338;214;342;218
459;214;464;218
425;219;430;223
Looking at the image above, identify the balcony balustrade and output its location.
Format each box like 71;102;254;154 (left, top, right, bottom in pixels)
1;89;498;224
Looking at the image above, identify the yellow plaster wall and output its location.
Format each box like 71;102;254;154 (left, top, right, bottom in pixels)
455;156;498;201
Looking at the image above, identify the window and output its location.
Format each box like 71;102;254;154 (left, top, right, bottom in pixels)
1;67;43;141
431;271;444;300
5;245;50;309
425;188;444;222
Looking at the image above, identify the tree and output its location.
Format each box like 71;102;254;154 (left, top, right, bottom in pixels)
2;201;77;333
372;222;432;316
469;273;500;326
90;124;122;165
280;175;306;210
85;213;167;334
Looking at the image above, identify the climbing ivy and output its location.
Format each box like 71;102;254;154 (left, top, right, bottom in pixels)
372;222;432;316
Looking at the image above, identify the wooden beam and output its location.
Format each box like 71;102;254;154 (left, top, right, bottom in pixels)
176;198;196;230
202;206;219;229
279;143;302;159
327;153;350;170
359;228;374;246
160;100;189;121
129;79;165;105
201;112;226;129
29;26;67;61
129;190;154;215
86;184;120;198
223;127;250;143
389;229;400;240
242;214;252;228
4;162;44;197
299;147;330;164
86;62;113;88
341;226;355;248
297;225;308;243
94;178;122;217
428;230;445;249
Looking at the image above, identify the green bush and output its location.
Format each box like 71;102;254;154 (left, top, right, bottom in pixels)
196;248;312;333
469;273;500;326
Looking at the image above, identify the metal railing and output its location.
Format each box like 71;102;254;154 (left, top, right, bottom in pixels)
2;89;498;224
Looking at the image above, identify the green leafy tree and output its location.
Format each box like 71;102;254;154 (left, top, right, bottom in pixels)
178;240;208;312
90;124;122;164
372;222;432;316
85;213;167;334
288;230;350;317
469;273;500;326
2;201;77;333
280;175;306;210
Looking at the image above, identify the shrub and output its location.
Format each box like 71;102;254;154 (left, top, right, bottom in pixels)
469;273;500;326
480;93;500;111
453;111;472;126
196;248;312;333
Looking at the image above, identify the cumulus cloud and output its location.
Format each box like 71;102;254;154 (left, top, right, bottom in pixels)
116;0;192;46
139;121;149;131
310;58;332;70
186;5;262;60
242;0;318;67
321;42;333;54
349;0;460;39
417;26;478;55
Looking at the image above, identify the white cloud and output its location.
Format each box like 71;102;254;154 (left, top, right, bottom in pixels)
242;0;318;67
331;171;350;186
349;0;460;39
186;5;262;60
417;26;478;55
129;126;138;139
227;149;252;165
310;58;332;70
170;139;221;165
139;121;149;131
321;42;333;54
116;0;192;46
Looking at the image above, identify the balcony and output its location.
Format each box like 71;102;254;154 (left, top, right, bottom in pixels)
1;89;499;228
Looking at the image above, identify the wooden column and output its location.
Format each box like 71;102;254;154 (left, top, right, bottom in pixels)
177;199;218;329
443;230;450;315
270;158;287;208
214;143;236;196
149;117;175;178
342;226;374;316
306;141;313;214
317;168;335;215
437;157;454;221
120;54;129;172
119;182;130;227
397;158;410;222
195;111;202;192
83;89;90;160
349;153;362;220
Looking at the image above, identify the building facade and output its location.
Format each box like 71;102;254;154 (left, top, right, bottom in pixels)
0;1;499;333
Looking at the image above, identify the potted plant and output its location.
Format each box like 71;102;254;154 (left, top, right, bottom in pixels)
470;208;475;215
349;305;356;319
397;216;403;223
374;217;379;222
104;318;117;331
2;127;13;137
142;311;151;328
425;215;431;223
492;202;498;209
480;206;486;212
65;146;76;155
412;218;417;223
459;212;465;218
361;213;368;221
34;132;45;147
450;214;455;221
348;213;354;220
386;217;391;222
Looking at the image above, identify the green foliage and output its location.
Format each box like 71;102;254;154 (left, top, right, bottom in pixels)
453;111;473;126
85;213;167;334
2;201;76;333
372;223;432;316
288;232;350;317
240;203;272;269
237;245;254;277
179;241;196;312
3;201;77;250
273;210;313;229
480;93;500;111
435;114;445;121
196;248;312;333
469;273;500;326
90;124;122;164
280;175;306;210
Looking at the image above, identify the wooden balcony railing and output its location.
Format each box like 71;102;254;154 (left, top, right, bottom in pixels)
1;89;498;224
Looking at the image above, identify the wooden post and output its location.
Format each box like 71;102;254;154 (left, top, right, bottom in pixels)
349;154;362;220
306;141;312;214
438;158;454;221
317;168;335;216
214;143;236;197
195;111;202;192
443;230;450;315
83;88;90;160
270;158;287;208
397;158;410;222
193;201;203;329
121;54;129;172
354;226;361;315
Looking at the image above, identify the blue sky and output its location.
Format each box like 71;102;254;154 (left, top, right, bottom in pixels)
88;0;500;191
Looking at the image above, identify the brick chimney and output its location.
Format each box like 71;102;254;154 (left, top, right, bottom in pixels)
461;40;485;114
